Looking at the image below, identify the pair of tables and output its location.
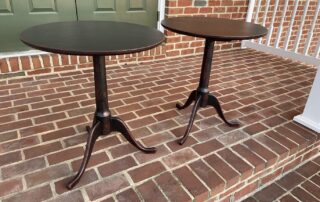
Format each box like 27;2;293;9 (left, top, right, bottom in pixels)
20;17;267;189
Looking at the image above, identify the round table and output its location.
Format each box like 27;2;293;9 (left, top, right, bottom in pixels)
21;21;165;189
162;17;268;145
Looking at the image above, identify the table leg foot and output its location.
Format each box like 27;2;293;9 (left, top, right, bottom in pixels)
67;121;101;190
67;115;156;189
208;94;240;127
176;90;197;110
179;96;201;145
111;117;156;153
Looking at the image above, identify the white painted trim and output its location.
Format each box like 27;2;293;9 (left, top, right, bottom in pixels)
266;0;279;46
0;50;49;59
294;66;320;133
259;0;270;44
315;40;320;58
294;115;320;133
274;0;289;48
304;0;320;55
284;0;299;50
241;0;256;48
245;0;256;22
293;115;320;133
157;0;166;32
293;0;310;53
242;41;320;66
254;0;262;24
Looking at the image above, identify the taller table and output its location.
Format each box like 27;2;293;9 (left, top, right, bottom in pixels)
21;21;165;189
162;17;268;144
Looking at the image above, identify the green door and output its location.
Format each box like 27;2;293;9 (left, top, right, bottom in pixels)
0;0;77;52
76;0;158;28
0;0;158;52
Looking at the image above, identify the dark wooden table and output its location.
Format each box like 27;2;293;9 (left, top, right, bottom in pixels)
162;17;268;144
21;21;165;189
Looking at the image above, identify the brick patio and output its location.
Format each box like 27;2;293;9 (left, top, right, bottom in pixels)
0;49;319;202
243;156;320;202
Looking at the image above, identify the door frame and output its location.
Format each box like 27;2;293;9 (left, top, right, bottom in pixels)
157;0;165;32
0;0;166;59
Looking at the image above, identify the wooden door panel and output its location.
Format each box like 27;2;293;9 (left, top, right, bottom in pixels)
0;0;13;14
94;0;116;11
28;0;57;12
128;0;145;11
0;0;158;52
0;0;77;52
76;0;158;28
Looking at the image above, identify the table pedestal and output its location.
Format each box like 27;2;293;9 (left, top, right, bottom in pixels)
67;56;156;189
177;39;239;145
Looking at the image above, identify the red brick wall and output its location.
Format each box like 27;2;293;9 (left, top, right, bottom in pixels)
0;0;319;75
164;0;249;57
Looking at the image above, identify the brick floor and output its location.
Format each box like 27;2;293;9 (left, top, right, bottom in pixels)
243;156;320;202
0;49;319;201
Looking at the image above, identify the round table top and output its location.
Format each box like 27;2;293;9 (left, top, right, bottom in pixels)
20;21;165;56
161;17;268;41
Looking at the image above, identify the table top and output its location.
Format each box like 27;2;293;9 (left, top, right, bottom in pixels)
20;21;165;56
161;17;268;41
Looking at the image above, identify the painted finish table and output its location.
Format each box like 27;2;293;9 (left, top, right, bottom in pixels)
162;17;268;144
21;21;165;189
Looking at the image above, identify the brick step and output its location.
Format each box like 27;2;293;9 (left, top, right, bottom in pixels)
243;156;320;202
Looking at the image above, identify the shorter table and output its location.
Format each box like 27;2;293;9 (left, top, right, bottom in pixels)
21;21;165;189
162;17;268;144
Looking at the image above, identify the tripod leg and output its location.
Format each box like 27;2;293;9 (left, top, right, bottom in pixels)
179;96;201;145
67;121;101;189
86;114;97;134
176;90;197;110
111;117;156;153
208;94;239;127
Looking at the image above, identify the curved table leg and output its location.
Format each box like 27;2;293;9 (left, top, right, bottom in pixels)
175;39;240;145
179;96;201;145
68;55;156;189
208;94;240;127
67;121;101;189
86;112;98;134
111;117;156;153
176;90;197;110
